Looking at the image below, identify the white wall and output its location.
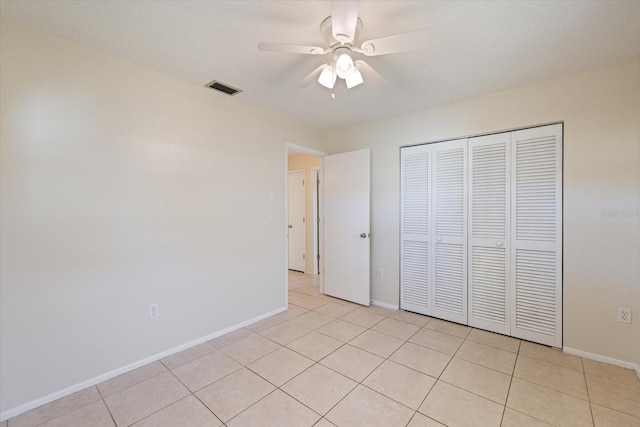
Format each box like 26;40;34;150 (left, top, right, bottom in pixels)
322;59;640;365
0;18;323;414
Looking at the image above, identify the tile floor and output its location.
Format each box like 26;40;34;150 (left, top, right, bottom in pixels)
6;271;640;427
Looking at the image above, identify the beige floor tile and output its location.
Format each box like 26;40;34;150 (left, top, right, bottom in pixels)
314;419;336;427
455;340;516;375
583;358;640;389
219;334;281;365
132;395;221;427
372;317;421;340
292;296;330;310
259;321;310;345
195;368;274;422
586;373;640;418
98;361;167;397
326;385;414;427
501;408;552;426
440;358;511;404
363;360;436;410
161;343;217;370
316;319;367;342
295;285;323;297
289;311;334;330
410;327;464;355
591;403;640;427
467;329;520;353
390;342;451;378
514;355;588;400
419;381;504;427
41;400;114;427
247;347;313;386
349;329;405;358
341;308;386;328
286;331;343;361
389;310;431;326
424;318;471;338
245;314;289;333
0;421;6;427
506;378;592;426
330;298;363;308
227;390;320;427
210;328;258;348
104;371;190;426
518;341;583;372
284;304;309;319
9;387;101;427
172;350;242;391
288;291;308;303
407;412;446;426
282;364;357;415
363;305;397;317
320;344;384;382
314;302;358;318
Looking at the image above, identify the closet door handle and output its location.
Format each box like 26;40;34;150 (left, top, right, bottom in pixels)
496;241;504;247
436;236;442;243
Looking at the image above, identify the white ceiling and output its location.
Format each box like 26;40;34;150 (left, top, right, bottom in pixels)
2;1;640;131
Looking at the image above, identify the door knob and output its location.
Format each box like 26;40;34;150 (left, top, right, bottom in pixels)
288;225;293;229
496;241;504;247
436;236;442;242
360;233;369;238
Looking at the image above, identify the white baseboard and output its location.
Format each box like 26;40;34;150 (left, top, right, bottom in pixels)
563;346;640;379
371;300;399;310
0;306;287;422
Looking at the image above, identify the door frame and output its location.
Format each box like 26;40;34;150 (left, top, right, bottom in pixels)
312;167;320;275
285;143;328;303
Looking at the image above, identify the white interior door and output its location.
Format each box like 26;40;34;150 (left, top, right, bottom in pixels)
400;144;431;315
288;170;306;272
468;133;511;335
432;139;468;324
323;148;370;306
510;124;563;347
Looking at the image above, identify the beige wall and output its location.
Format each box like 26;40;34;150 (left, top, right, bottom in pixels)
322;59;640;365
0;19;323;414
288;153;321;273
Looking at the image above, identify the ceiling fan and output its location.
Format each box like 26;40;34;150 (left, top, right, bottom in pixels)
258;0;428;92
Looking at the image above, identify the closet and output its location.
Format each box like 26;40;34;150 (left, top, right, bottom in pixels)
400;123;562;347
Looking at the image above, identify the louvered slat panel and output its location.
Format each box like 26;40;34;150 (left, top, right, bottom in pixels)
516;136;557;242
471;247;506;324
435;148;464;237
515;249;556;335
434;244;464;314
402;241;429;308
403;152;429;235
472;143;507;239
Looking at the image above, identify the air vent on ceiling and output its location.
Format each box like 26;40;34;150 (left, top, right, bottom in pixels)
205;80;242;96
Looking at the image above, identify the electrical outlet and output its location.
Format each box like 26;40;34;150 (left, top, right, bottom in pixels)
378;269;384;278
149;304;158;320
617;307;631;324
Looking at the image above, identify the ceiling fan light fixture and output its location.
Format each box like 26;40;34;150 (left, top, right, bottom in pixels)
335;52;355;79
318;64;337;89
345;67;363;88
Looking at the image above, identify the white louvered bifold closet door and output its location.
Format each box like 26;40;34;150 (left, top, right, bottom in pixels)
468;133;511;335
510;124;563;347
431;139;468;324
400;145;431;315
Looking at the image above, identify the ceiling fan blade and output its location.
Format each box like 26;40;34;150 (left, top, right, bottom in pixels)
357;28;429;56
354;60;384;84
296;64;328;88
258;42;328;55
331;0;360;43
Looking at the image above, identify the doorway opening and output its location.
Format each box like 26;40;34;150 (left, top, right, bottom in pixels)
285;144;326;301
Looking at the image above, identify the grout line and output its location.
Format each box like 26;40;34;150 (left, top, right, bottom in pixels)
95;385;119;427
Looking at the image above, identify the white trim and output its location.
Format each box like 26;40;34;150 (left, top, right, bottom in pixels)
371;300;399;310
312;167;320;275
0;306;286;422
286;143;328;158
563;346;640;378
